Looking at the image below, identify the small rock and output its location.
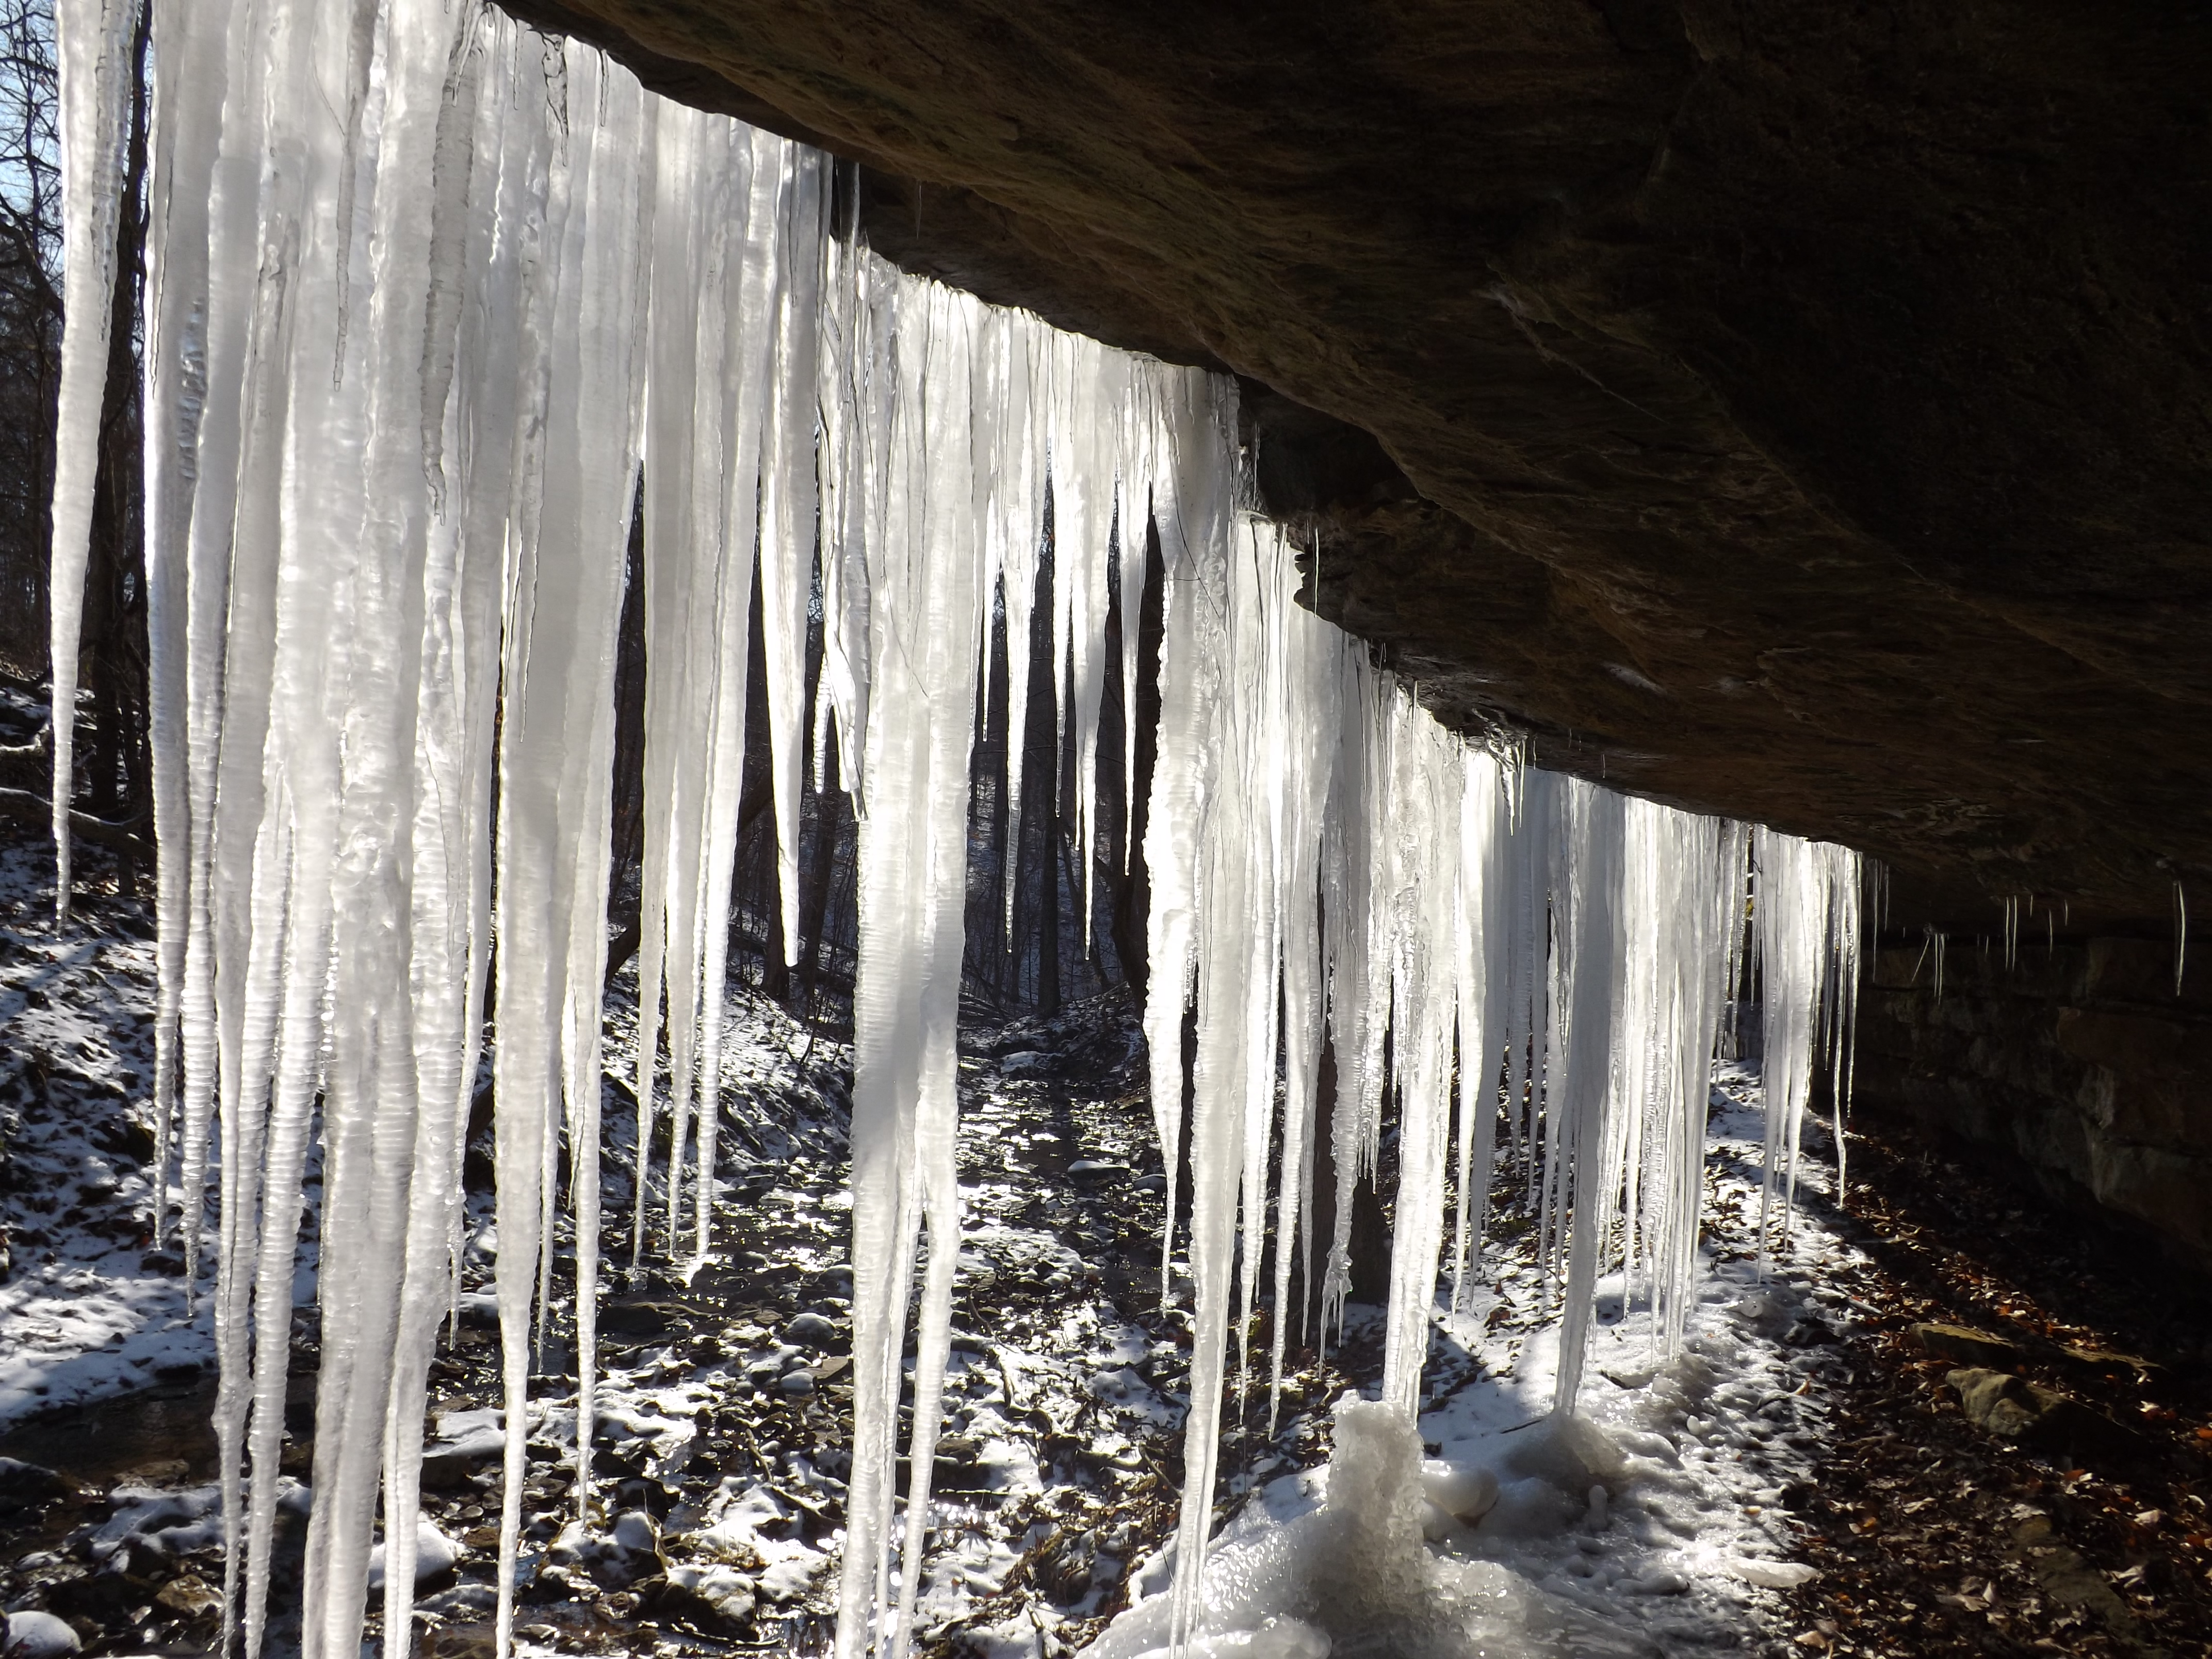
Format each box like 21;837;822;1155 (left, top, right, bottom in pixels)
1910;1323;2024;1367
1946;1368;2144;1459
1067;1159;1128;1183
783;1311;838;1348
599;1300;684;1339
454;1293;502;1330
420;1441;499;1490
420;1621;497;1659
152;1575;222;1621
778;1369;817;1397
2;1609;82;1659
1948;1368;2056;1438
138;1249;185;1276
0;1457;70;1517
1034;1526;1096;1604
419;1583;499;1619
2007;1518;2140;1632
89;1116;156;1163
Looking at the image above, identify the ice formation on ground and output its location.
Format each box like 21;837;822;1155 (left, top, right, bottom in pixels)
46;3;1865;1656
1084;1069;1865;1659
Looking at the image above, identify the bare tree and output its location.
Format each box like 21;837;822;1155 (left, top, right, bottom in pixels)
0;0;61;683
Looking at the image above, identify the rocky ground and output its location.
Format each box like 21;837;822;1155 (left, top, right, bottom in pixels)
2;798;2209;1659
1772;1124;2212;1659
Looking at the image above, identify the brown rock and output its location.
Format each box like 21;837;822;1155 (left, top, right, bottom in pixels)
1909;1324;2023;1368
2006;1515;2142;1637
1947;1368;2145;1463
152;1575;222;1622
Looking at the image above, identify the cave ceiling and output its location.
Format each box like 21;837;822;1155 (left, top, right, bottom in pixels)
500;0;2212;929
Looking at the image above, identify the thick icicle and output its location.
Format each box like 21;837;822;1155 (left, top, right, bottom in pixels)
758;151;825;967
833;280;988;1659
45;0;140;921
140;0;224;1246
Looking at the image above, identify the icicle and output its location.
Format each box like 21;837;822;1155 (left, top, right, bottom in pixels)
1265;595;1339;1427
46;0;140;921
1549;783;1626;1414
759;149;825;967
1378;710;1464;1417
2176;880;2188;996
833;280;990;1659
489;44;653;1659
140;0;225;1250
1446;751;1507;1316
1751;827;1864;1269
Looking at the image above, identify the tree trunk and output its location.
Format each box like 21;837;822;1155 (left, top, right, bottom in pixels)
1108;509;1165;993
797;738;843;1015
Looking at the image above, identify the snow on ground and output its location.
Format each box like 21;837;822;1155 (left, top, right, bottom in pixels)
1080;1064;1865;1659
0;794;1864;1659
0;812;220;1429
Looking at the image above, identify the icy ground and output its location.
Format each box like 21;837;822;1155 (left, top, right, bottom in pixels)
1070;1070;1861;1659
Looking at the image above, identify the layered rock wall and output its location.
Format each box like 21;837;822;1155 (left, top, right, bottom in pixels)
1857;936;2212;1279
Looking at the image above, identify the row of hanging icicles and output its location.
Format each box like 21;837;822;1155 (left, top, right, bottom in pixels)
42;5;1866;1659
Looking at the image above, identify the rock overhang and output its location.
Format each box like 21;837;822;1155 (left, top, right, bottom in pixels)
496;0;2212;931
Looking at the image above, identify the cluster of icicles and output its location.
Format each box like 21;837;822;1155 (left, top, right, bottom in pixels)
45;4;1864;1659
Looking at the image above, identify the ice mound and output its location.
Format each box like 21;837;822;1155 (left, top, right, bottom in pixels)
1089;1401;1647;1659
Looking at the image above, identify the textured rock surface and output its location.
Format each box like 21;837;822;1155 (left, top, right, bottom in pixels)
499;0;2212;923
1858;937;2212;1275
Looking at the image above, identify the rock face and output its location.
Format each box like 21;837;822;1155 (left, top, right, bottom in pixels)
1858;937;2212;1275
499;0;2212;926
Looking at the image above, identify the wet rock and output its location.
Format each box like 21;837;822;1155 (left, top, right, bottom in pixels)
548;1511;662;1590
420;1440;501;1490
640;1564;756;1633
151;1574;222;1623
782;1311;838;1348
44;1565;162;1624
418;1584;499;1620
930;1436;996;1494
599;1300;685;1339
1910;1323;2025;1367
454;1292;502;1330
418;1622;496;1659
1068;1159;1128;1184
777;1370;817;1398
0;1459;69;1519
